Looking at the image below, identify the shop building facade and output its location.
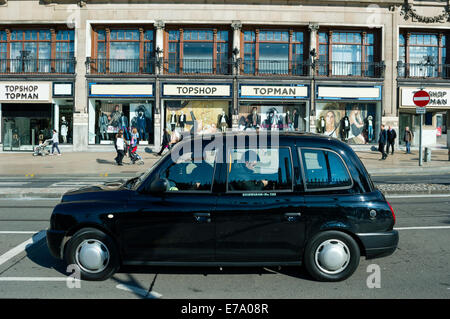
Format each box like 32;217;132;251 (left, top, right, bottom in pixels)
0;0;449;152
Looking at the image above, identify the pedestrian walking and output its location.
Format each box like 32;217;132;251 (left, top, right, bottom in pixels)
50;129;61;156
378;124;388;160
157;129;171;156
115;132;125;166
114;129;123;163
403;126;413;154
386;126;397;155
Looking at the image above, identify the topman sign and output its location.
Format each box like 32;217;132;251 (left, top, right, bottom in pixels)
240;85;309;99
0;82;51;102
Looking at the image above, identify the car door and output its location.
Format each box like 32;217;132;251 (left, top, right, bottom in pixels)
118;149;218;263
298;147;358;233
215;144;306;263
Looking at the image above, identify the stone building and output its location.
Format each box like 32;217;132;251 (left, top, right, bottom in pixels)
0;0;448;152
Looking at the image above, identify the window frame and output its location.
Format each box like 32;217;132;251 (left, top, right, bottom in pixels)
225;146;295;194
298;147;354;192
163;26;231;75
241;27;307;76
157;149;218;194
316;29;379;77
91;26;155;74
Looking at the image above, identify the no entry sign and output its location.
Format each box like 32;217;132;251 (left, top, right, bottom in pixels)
413;90;430;107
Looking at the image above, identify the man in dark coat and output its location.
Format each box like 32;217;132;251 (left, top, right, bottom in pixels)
386;125;397;155
378;124;388;160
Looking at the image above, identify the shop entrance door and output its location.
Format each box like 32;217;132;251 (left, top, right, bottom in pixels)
1;104;52;151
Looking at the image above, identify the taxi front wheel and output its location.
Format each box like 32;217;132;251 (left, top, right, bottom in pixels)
64;228;120;281
303;231;360;282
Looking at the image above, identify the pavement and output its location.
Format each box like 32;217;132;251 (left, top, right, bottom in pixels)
0;146;449;198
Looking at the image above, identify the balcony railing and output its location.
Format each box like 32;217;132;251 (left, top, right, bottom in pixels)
241;60;309;76
86;58;156;74
0;58;76;74
397;62;450;79
163;59;232;75
316;61;385;78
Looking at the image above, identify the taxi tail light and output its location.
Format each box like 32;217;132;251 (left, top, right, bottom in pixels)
387;200;396;225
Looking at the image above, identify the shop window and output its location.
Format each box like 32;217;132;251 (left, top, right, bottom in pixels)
159;150;216;192
90;100;154;145
91;27;155;74
164;28;230;75
164;100;231;134
316;102;379;144
242;28;305;75
300;148;352;190
0;31;6;72
238;102;308;132
227;148;293;192
317;30;379;77
3;28;74;74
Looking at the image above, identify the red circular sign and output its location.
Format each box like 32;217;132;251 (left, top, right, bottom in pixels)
413;90;430;107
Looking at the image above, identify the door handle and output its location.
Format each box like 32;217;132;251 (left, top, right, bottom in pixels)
193;212;211;223
284;212;302;222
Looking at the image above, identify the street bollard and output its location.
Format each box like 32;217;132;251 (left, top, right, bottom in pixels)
424;147;431;162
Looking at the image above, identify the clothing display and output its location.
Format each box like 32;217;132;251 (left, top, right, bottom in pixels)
218;112;229;132
170;112;177;132
319;117;326;134
342;116;350;140
136;114;147;141
60;117;69;144
98;112;109;140
178;112;186;130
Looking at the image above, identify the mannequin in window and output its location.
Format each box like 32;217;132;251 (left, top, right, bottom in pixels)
178;111;186;131
135;108;147;141
285;110;293;131
366;115;374;142
169;111;177;132
118;112;129;140
109;105;121;128
60;116;69;144
98;112;109;140
342;115;350;141
247;107;261;130
293;108;300;131
318;116;326;134
218;110;228;132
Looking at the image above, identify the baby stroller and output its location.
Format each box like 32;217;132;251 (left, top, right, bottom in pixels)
128;144;144;165
33;139;53;156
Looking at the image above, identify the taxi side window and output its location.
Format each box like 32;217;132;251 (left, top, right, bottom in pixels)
160;150;216;192
227;148;293;192
300;148;352;190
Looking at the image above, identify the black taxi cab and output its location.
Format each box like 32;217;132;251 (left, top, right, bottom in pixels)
47;132;398;282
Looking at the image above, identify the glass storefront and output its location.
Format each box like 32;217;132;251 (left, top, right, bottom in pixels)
89;99;154;145
238;101;309;132
1;103;52;151
164;100;232;134
315;101;381;144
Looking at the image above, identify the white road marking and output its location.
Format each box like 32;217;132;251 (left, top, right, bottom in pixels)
49;182;97;188
0;231;39;234
116;284;162;299
0;182;30;186
386;194;450;198
0;231;46;267
0;277;70;282
394;226;450;230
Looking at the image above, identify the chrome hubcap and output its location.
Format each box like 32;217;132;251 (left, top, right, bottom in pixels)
315;239;350;274
75;239;110;274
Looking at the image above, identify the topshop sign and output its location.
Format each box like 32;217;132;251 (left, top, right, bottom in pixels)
0;82;51;102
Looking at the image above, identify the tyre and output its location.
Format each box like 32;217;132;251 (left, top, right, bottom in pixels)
303;230;360;282
64;227;120;281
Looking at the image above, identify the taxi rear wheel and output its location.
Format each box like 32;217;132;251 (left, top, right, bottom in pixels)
303;230;360;282
64;228;120;281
